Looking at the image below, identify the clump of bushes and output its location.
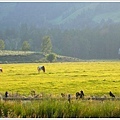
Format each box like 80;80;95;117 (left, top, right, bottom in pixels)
46;53;56;62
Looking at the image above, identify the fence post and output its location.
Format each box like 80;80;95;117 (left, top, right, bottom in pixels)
68;94;71;103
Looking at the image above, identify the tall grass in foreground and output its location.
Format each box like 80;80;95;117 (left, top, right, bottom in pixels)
0;99;120;118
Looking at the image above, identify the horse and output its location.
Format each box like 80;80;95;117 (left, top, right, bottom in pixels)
37;66;45;73
0;68;3;72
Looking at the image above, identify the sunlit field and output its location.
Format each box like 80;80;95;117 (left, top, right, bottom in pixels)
1;61;120;118
0;61;120;97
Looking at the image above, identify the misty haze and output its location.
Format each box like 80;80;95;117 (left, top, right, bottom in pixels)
0;2;120;61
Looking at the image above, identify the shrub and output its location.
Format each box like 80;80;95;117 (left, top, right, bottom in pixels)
46;53;56;62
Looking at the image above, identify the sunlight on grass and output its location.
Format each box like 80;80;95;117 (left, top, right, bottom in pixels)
0;61;120;97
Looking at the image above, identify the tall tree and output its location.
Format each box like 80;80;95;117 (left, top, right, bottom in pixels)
41;36;52;54
0;39;5;50
19;23;29;43
21;41;30;51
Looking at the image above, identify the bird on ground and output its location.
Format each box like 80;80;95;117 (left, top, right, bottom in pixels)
109;91;115;98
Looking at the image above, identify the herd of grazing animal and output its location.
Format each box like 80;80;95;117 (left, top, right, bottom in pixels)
0;65;117;100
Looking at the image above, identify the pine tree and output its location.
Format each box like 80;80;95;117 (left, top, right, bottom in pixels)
0;39;5;50
22;41;30;51
41;36;52;54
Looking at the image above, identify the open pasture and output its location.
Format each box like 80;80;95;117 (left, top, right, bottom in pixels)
0;61;120;97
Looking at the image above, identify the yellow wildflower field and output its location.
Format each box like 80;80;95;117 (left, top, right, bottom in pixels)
0;61;120;97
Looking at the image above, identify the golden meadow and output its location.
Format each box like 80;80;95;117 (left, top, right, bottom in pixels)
0;61;120;118
1;61;120;96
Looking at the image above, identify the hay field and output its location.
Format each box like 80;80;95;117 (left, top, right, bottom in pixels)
0;61;120;97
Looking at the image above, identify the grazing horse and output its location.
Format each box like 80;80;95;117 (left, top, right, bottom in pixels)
0;68;3;72
37;66;45;73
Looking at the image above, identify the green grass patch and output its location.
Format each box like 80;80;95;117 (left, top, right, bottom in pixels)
0;100;120;117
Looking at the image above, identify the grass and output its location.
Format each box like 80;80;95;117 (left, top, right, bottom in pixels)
0;61;120;118
0;99;120;118
0;61;120;97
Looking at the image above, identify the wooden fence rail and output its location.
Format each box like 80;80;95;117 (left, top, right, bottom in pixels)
2;96;120;101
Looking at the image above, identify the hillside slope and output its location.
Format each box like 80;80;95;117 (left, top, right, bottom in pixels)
0;50;81;63
0;2;120;29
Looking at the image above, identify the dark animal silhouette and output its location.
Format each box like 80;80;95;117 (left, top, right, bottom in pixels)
0;68;3;72
109;91;115;98
76;90;84;99
5;91;8;97
80;90;84;98
37;66;45;73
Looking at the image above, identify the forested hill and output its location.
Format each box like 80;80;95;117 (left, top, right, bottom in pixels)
1;2;120;29
0;2;120;60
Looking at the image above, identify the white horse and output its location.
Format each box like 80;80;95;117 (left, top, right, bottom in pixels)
37;66;45;73
0;68;3;72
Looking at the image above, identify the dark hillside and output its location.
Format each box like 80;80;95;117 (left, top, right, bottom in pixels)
1;2;120;29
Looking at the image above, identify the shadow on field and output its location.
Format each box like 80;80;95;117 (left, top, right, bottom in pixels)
28;73;40;75
15;73;25;75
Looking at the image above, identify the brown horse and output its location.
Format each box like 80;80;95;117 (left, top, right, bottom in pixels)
0;68;3;72
37;66;45;73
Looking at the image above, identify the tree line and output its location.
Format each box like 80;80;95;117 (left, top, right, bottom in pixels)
0;23;120;59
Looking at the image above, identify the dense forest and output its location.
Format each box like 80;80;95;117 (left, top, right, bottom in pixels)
0;2;120;59
0;22;120;59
